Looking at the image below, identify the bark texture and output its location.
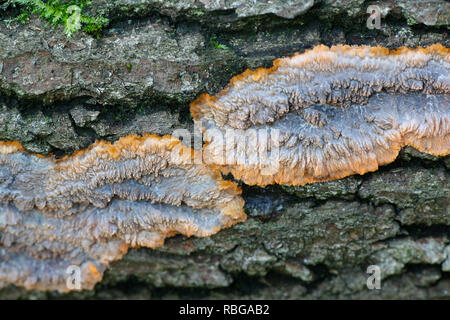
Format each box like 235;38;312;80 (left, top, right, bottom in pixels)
0;0;449;299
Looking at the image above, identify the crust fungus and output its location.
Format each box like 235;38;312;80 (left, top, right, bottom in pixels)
191;44;450;186
0;135;245;291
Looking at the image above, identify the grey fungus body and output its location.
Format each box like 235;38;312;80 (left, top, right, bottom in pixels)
1;44;449;293
0;136;245;291
191;44;450;186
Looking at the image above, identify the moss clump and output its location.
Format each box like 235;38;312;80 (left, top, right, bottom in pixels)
6;0;109;37
189;8;207;17
209;35;230;50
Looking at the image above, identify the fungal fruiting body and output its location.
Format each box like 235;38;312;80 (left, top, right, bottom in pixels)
1;44;449;293
0;135;245;291
191;44;450;186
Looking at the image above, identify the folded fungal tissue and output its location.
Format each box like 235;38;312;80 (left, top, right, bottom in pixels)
0;135;245;291
191;44;449;186
0;44;448;293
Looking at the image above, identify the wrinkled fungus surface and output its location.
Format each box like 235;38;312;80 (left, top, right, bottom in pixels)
0;136;245;291
1;44;449;293
191;44;450;186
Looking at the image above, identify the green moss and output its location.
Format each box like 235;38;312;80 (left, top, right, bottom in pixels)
209;35;230;50
136;106;144;114
189;8;206;17
6;0;108;37
405;15;417;25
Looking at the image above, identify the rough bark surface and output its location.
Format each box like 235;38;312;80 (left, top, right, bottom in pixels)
0;0;449;299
